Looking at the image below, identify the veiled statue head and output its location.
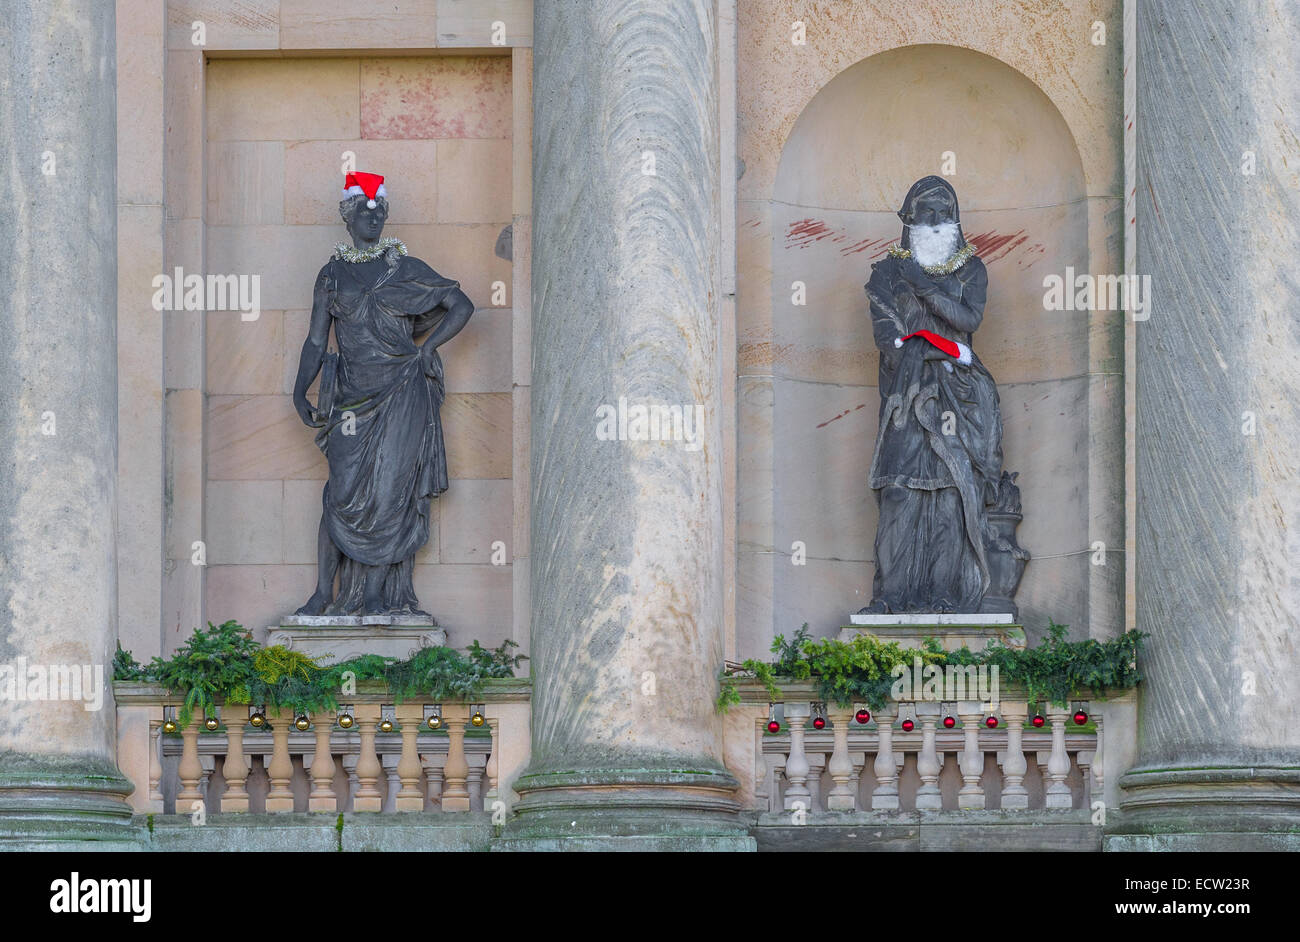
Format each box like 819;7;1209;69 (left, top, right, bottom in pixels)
339;171;389;244
897;175;965;268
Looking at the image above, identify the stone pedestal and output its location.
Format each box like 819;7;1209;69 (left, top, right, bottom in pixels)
1111;0;1300;850
500;0;751;851
266;617;447;666
0;1;137;846
841;613;1025;653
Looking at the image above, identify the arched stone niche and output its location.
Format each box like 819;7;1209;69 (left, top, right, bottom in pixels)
765;43;1098;645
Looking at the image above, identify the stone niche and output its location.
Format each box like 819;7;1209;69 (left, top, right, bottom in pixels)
740;41;1121;654
199;55;516;647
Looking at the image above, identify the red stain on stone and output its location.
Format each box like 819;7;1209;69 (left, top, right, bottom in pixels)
840;236;888;256
966;230;1029;264
360;58;512;140
816;403;867;429
787;218;836;248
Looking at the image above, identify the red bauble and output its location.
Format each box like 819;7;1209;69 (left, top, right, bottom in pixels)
943;715;956;729
813;716;826;730
855;709;871;724
901;718;915;732
1032;714;1045;728
985;715;999;728
1073;709;1089;725
767;719;780;733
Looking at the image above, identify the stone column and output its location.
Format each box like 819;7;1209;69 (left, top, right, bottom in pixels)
0;1;136;844
505;0;749;850
1116;0;1300;849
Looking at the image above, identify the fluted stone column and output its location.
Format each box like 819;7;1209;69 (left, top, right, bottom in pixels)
1114;0;1300;849
503;0;749;850
0;2;135;844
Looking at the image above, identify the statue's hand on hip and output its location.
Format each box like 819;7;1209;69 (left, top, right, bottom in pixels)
294;393;325;428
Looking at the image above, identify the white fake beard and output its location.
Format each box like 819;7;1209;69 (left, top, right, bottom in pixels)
909;221;961;268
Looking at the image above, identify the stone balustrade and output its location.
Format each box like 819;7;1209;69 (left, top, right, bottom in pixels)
721;681;1138;817
114;679;531;817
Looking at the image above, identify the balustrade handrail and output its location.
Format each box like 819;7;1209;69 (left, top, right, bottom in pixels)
722;677;1132;705
112;676;532;707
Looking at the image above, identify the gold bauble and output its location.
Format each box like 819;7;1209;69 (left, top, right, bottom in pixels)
205;716;219;731
295;714;311;731
426;714;442;730
162;719;178;734
338;713;354;729
249;711;266;728
470;711;485;728
379;718;394;733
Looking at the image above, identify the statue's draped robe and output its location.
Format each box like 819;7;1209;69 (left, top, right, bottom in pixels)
314;253;460;615
866;253;1003;612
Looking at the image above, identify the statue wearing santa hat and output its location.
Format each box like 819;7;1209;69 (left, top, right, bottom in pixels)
292;172;475;619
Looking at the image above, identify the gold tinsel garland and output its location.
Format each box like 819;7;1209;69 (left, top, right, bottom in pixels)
887;240;978;276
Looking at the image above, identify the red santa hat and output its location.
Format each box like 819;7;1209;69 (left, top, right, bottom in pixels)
342;171;386;209
895;329;972;365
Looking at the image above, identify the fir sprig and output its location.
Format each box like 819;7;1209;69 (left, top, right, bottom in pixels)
718;620;1143;712
114;622;527;726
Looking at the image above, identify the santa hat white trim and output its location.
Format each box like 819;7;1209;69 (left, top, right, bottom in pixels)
340;183;388;209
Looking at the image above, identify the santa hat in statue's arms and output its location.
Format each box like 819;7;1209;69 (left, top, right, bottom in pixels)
342;171;386;209
895;329;972;365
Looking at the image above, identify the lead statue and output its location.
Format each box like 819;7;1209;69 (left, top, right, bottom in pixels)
293;172;474;619
860;176;1027;616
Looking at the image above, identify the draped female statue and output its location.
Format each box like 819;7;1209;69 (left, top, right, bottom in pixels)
292;172;474;619
860;176;1027;616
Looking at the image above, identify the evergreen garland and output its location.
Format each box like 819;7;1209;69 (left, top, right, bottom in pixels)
114;620;526;728
717;620;1142;714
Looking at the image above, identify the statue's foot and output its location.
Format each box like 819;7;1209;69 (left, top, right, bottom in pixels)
931;599;956;614
294;591;331;616
362;594;386;617
857;599;889;615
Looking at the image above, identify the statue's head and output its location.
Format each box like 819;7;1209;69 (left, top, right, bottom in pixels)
897;175;964;267
339;171;389;243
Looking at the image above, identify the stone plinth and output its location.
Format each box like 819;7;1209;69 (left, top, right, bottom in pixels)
266;618;447;665
841;613;1025;652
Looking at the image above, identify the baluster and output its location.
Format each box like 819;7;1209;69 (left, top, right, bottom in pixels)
199;756;215;805
265;710;294;812
871;703;901;811
825;707;855;811
222;711;250;813
382;753;400;811
177;718;203;808
1091;710;1105;804
483;709;500;806
341;754;359;811
309;712;337;812
395;704;424;811
442;704;471;811
421;755;444;810
1044;705;1072;809
806;752;826;813
781;702;811;811
148;718;164;811
999;701;1029;810
957;701;985;809
353;704;384;812
915;703;943;811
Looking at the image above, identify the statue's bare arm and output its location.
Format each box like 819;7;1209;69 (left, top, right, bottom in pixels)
293;264;332;427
